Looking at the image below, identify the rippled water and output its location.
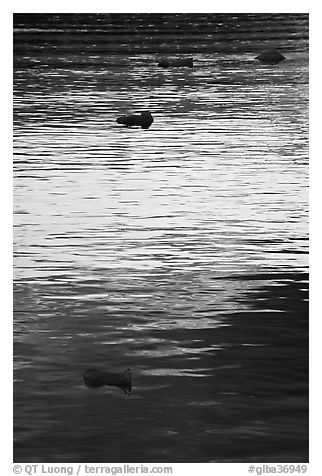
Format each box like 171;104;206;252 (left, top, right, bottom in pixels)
13;14;309;463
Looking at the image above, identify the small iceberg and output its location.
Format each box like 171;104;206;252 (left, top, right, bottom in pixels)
255;48;285;65
158;57;193;68
116;111;154;129
84;368;132;395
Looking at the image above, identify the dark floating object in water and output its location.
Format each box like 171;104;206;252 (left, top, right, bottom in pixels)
84;368;132;395
116;111;154;129
255;48;285;65
158;58;193;68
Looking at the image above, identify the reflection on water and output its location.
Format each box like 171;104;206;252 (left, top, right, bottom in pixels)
13;14;308;463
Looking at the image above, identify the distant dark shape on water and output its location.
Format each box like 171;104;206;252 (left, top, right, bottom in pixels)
84;368;132;395
116;111;154;129
255;49;285;65
158;57;193;68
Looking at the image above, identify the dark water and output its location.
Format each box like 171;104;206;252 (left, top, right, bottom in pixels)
13;14;309;463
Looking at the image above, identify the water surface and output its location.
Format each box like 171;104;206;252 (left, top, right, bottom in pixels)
13;13;309;463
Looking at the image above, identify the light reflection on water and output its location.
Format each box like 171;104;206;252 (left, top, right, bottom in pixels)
14;14;308;463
